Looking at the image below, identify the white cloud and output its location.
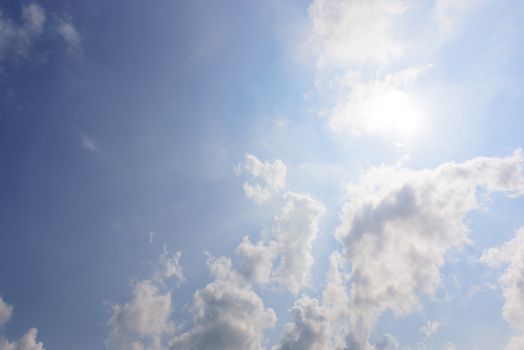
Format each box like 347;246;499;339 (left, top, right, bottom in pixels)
481;227;524;349
107;280;175;350
0;3;46;61
173;256;277;350
273;297;332;350
308;0;408;68
419;320;440;338
236;192;326;293
0;328;45;350
273;253;350;350
236;154;287;204
107;248;183;350
335;150;524;348
236;236;278;285
0;298;12;329
0;298;45;350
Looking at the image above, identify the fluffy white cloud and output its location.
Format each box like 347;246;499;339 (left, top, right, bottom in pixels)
107;248;183;350
0;298;45;350
107;280;175;350
0;328;45;350
0;298;12;329
273;253;350;350
273;297;332;350
236;192;326;293
0;3;46;61
308;0;407;68
236;154;287;204
481;227;524;349
173;257;277;350
335;150;524;348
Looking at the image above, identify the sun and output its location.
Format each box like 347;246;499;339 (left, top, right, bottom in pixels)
367;88;423;140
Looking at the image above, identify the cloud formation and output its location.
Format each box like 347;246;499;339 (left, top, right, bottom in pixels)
236;154;287;204
0;298;12;329
335;150;524;348
0;297;45;350
107;249;183;350
308;0;407;68
237;192;326;293
173;257;277;350
273;252;350;350
0;2;83;66
0;3;46;62
481;227;524;350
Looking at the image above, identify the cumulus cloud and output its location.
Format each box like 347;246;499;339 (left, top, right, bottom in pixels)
481;227;524;349
236;192;326;293
107;280;175;350
173;257;277;350
273;297;332;350
0;328;45;350
335;150;524;348
107;248;183;350
236;154;287;204
0;298;45;350
0;3;46;62
273;253;350;350
0;298;12;329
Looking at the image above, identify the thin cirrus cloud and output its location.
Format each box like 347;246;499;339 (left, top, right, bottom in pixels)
0;2;82;66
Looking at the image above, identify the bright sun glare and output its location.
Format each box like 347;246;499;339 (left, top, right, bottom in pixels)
367;89;423;139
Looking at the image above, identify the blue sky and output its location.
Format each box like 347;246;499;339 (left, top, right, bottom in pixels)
1;1;524;349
